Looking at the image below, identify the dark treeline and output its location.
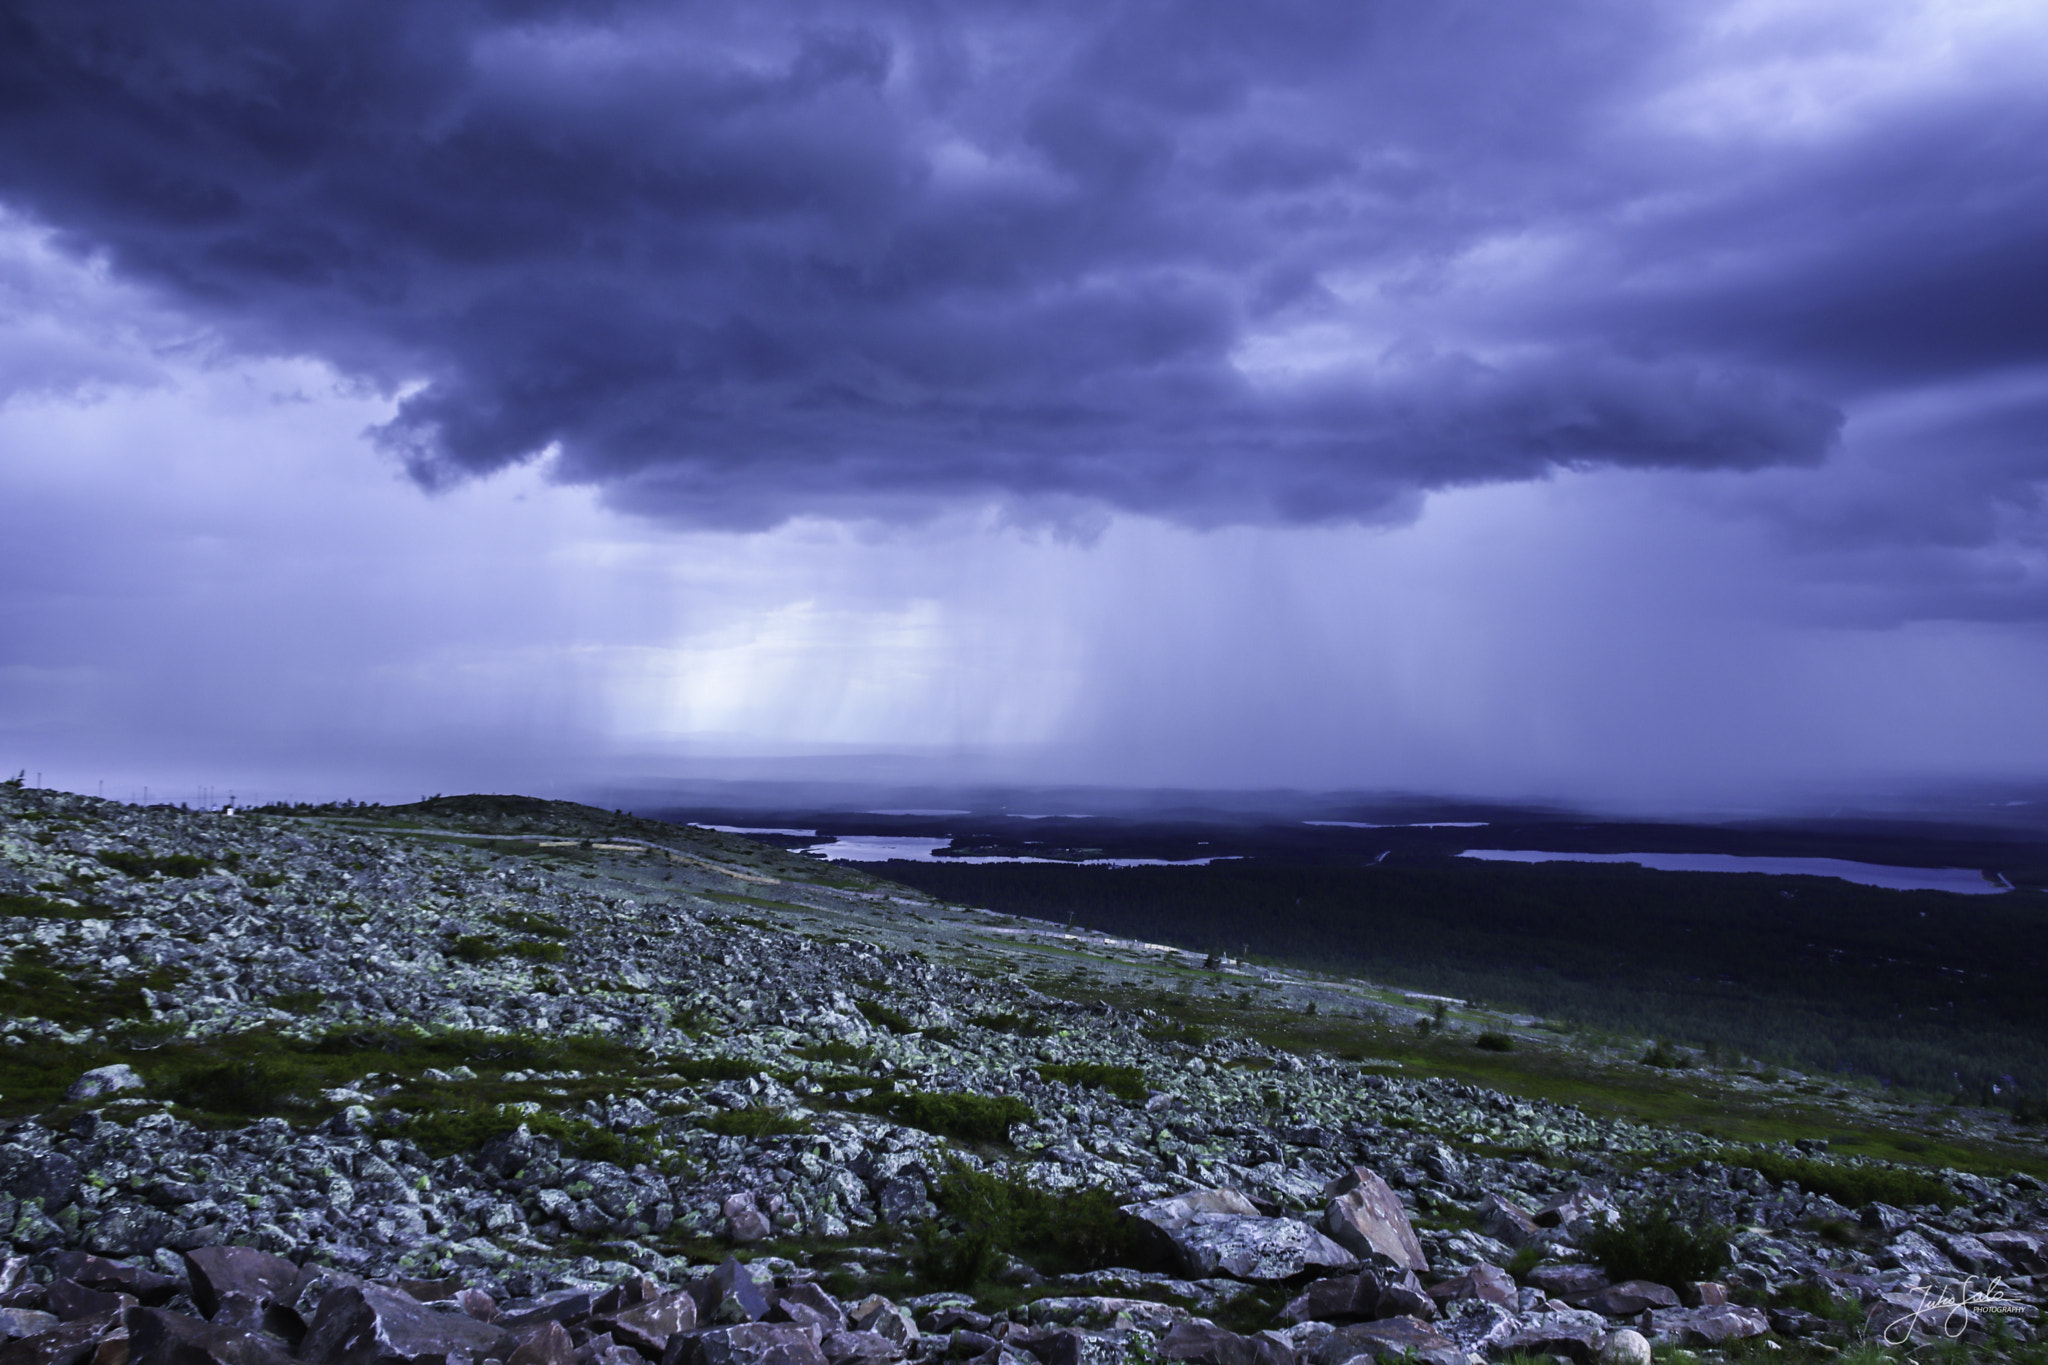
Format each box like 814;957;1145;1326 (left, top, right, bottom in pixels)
875;858;2048;1104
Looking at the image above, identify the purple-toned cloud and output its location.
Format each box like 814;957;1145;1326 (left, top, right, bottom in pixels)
0;0;1951;531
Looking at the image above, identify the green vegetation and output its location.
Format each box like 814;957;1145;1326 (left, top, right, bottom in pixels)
968;1011;1051;1038
450;934;564;964
0;892;105;921
855;998;916;1032
669;1056;763;1083
1141;1019;1210;1046
1642;1040;1693;1069
880;1090;1031;1143
1475;1030;1516;1052
795;1039;873;1066
1038;1062;1149;1104
95;850;211;879
920;1160;1156;1287
0;945;187;1028
1721;1149;1955;1210
876;857;2048;1098
701;1108;811;1138
394;1100;653;1166
489;909;572;938
245;870;289;889
1581;1203;1732;1286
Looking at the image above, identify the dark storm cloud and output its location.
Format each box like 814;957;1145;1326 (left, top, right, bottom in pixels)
3;0;2039;529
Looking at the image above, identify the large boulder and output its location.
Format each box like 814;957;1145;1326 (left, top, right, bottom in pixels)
1497;1309;1609;1364
183;1249;301;1340
1281;1270;1434;1325
1570;1281;1679;1317
297;1285;510;1365
1124;1191;1355;1282
1311;1317;1461;1365
127;1306;296;1365
1645;1304;1770;1346
1476;1195;1543;1251
1523;1266;1607;1300
674;1325;829;1365
595;1291;698;1357
1157;1322;1293;1365
1432;1300;1517;1357
1426;1264;1514;1309
1317;1171;1426;1273
1982;1230;2048;1274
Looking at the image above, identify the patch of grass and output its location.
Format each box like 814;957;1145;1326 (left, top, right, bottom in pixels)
0;892;105;921
1722;1149;1956;1210
1580;1203;1732;1286
701;1108;812;1138
270;989;327;1013
920;1160;1159;1288
0;946;188;1028
245;870;288;889
451;935;505;963
393;1098;656;1166
1038;1062;1149;1104
796;1039;873;1066
1505;1244;1546;1279
856;999;916;1032
509;940;565;962
1141;1019;1210;1046
671;1056;763;1083
1772;1280;1864;1325
969;1011;1052;1038
1475;1031;1516;1052
94;850;210;879
882;1090;1032;1143
489;909;572;938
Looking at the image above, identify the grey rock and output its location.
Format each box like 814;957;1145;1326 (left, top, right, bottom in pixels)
1310;1316;1462;1365
1569;1281;1678;1317
1318;1171;1427;1273
1598;1328;1651;1365
1499;1309;1609;1364
769;1286;844;1335
1476;1194;1542;1251
127;1305;296;1365
697;1262;771;1327
1522;1266;1607;1299
297;1284;510;1365
683;1323;830;1365
1432;1299;1516;1356
818;1331;901;1365
64;1066;144;1103
595;1290;697;1356
1646;1304;1770;1346
1157;1322;1292;1365
1426;1264;1514;1309
722;1195;771;1246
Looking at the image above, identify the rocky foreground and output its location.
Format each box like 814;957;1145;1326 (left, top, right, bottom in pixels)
0;782;2044;1365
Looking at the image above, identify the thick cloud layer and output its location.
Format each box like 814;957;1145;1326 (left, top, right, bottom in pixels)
14;0;2000;527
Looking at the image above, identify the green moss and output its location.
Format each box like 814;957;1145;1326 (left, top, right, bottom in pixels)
1038;1062;1149;1104
510;940;566;962
270;990;327;1013
670;1056;763;1083
1140;1020;1210;1046
796;1039;873;1065
451;935;504;963
1476;1031;1516;1052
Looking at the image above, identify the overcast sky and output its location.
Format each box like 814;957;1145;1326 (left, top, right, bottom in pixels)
2;0;2045;812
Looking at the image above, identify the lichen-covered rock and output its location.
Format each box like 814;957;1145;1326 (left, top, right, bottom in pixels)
1317;1171;1426;1273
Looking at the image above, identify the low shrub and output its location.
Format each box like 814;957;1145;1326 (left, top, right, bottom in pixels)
1038;1063;1149;1105
394;1101;652;1165
922;1161;1159;1288
95;850;211;880
451;936;504;964
1580;1203;1731;1286
1141;1020;1209;1047
884;1091;1031;1143
1475;1031;1516;1052
1640;1040;1692;1068
510;941;565;962
0;893;100;922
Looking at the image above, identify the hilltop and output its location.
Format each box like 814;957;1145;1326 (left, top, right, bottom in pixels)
0;781;2044;1365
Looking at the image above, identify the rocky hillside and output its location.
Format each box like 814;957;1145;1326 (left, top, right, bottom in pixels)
0;781;2043;1365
